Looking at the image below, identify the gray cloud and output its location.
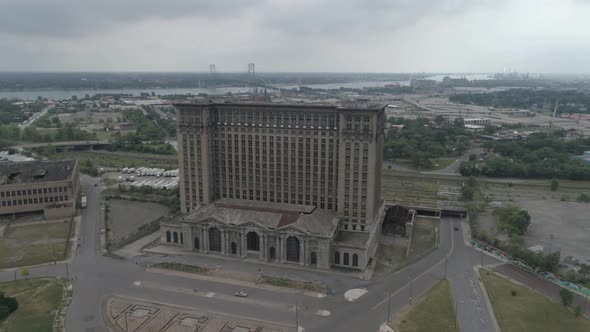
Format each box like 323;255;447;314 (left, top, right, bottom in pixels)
0;0;589;72
0;0;259;37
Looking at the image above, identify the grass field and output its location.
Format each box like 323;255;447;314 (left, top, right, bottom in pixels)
152;262;209;274
0;221;72;269
481;270;590;332
0;278;65;332
259;275;326;293
391;280;457;332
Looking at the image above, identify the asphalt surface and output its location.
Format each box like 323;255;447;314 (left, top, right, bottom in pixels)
0;175;500;332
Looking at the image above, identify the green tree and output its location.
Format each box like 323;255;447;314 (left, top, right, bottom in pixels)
560;288;573;307
496;206;531;236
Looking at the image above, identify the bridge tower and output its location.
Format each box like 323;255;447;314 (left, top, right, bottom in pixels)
209;64;216;74
248;63;255;76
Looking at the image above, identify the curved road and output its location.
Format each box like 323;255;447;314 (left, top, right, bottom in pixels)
0;175;498;332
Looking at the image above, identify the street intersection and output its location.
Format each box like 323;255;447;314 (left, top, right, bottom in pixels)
0;175;498;332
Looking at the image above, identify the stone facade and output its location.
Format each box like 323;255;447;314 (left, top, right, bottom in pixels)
162;102;386;271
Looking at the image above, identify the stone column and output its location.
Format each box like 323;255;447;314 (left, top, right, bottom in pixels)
258;234;266;261
221;228;226;255
241;230;247;257
279;235;285;263
299;237;305;266
203;226;208;253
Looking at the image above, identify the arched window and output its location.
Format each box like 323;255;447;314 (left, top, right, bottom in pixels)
166;231;171;243
194;237;199;250
286;236;300;262
352;254;358;267
247;231;260;251
231;242;237;254
173;232;179;244
208;228;221;252
180;233;184;244
343;252;349;265
311;252;317;265
334;251;340;265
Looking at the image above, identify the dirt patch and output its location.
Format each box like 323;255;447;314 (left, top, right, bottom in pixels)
258;274;326;294
106;199;169;246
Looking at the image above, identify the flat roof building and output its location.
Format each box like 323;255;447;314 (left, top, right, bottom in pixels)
0;160;80;219
161;102;386;271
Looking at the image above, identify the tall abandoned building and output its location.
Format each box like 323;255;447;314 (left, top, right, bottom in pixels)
161;102;385;270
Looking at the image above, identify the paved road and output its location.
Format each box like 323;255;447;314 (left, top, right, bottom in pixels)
19;105;53;129
0;175;499;332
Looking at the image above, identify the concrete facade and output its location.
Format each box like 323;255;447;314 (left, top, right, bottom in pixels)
0;160;80;219
163;102;386;270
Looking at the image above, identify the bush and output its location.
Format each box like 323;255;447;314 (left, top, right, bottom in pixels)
510;290;517;296
560;288;573;307
575;305;583;317
0;292;18;320
550;179;559;191
577;193;590;202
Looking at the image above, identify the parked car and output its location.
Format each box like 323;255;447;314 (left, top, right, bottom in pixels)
234;291;248;298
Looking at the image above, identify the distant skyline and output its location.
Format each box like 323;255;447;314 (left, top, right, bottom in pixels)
2;0;590;73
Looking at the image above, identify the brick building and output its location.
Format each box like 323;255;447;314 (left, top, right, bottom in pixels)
161;102;386;270
0;160;80;219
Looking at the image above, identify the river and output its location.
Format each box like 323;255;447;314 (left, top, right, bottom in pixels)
0;74;491;100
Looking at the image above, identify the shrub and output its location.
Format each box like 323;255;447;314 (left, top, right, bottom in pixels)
510;290;517;296
577;193;590;202
560;288;573;307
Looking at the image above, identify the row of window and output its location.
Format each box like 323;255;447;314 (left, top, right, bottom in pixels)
0;186;68;198
213;110;339;128
1;195;69;207
334;251;359;267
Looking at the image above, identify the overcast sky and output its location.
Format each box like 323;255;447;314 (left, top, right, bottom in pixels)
1;0;590;73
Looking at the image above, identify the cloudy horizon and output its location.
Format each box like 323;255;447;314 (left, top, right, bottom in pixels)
1;0;590;73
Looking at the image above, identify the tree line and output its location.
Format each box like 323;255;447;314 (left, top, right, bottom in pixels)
460;131;590;180
450;88;590;113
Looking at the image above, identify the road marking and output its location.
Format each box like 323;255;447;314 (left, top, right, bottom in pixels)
315;309;331;316
135;280;325;317
371;219;455;311
344;288;367;302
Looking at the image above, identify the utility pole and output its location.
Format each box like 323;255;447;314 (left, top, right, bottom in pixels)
387;292;391;322
409;276;413;304
480;249;484;267
455;300;459;329
295;299;299;332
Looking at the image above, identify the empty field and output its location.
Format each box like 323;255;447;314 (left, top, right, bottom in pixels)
0;221;72;269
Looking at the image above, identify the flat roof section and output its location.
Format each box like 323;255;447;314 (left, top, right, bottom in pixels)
0;160;76;185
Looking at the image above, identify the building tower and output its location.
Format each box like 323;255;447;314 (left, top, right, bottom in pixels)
209;64;216;74
248;63;255;76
